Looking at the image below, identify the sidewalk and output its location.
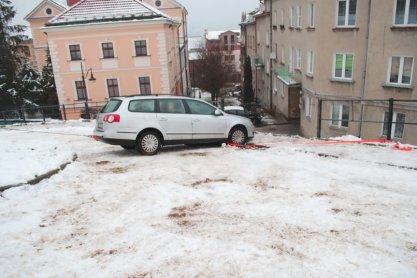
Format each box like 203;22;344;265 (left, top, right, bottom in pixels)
255;114;300;136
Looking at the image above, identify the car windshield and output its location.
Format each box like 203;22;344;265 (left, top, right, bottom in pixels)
101;99;122;113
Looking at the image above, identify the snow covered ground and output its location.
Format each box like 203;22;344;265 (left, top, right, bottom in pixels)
1;121;417;277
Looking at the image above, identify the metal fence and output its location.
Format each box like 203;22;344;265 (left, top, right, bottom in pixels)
0;101;107;125
317;98;417;141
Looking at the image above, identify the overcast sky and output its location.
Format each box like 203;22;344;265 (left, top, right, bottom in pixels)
11;0;259;37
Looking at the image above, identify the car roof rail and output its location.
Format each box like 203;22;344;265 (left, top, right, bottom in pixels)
123;93;177;98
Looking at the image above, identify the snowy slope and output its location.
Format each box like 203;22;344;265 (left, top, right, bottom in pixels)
0;121;417;277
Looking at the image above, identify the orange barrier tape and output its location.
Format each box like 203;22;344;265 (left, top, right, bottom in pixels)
229;139;413;152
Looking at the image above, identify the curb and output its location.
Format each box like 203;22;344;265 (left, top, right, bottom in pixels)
0;153;78;192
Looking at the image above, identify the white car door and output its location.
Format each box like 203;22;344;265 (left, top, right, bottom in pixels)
157;99;193;141
184;99;227;140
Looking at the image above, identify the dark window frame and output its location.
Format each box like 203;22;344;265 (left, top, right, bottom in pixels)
106;78;119;97
135;40;148;57
69;44;81;61
139;76;151;95
102;42;115;58
75;80;87;100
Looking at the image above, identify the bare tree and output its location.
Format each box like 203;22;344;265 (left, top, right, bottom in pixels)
193;44;229;102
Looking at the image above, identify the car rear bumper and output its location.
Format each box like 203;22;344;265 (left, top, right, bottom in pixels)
93;135;136;147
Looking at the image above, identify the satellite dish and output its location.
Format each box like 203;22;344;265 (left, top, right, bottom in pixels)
155;0;161;7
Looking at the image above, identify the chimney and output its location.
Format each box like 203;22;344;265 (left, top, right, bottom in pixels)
67;0;81;6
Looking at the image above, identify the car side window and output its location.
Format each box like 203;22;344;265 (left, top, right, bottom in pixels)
128;99;155;113
237;110;245;116
159;99;186;114
185;100;216;115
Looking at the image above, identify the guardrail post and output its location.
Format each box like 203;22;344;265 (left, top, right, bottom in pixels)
21;108;26;123
41;108;46;123
317;99;322;139
62;105;67;121
387;98;394;140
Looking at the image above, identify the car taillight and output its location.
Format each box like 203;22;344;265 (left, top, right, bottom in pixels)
103;114;120;123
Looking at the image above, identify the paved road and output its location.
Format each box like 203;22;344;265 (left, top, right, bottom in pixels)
256;114;300;136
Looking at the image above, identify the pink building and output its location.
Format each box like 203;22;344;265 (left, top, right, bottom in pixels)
25;0;67;71
205;30;242;83
25;0;189;118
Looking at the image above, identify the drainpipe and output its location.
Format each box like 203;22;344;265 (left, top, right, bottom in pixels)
359;0;372;137
177;25;184;96
269;0;273;110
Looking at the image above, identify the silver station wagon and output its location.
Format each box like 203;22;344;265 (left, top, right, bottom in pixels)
94;96;255;155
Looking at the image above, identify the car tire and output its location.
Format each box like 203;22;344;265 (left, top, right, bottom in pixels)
136;131;161;155
228;127;247;145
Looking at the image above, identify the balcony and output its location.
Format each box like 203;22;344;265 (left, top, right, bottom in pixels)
276;66;301;85
254;57;264;68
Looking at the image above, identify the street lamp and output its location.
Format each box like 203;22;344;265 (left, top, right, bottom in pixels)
80;62;96;120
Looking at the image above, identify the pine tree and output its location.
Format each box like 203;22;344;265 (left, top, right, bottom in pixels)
243;56;254;105
13;60;42;107
0;0;27;110
39;48;58;106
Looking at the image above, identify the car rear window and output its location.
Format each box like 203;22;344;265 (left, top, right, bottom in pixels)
101;99;122;113
129;99;155;113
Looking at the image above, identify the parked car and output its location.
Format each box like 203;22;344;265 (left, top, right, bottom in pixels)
93;96;255;155
224;106;262;125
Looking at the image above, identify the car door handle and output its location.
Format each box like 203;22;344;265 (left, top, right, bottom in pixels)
159;117;168;121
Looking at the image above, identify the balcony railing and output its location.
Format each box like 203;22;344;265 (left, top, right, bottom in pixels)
255;57;264;68
276;66;301;84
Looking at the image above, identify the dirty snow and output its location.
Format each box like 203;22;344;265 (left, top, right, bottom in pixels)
1;121;417;277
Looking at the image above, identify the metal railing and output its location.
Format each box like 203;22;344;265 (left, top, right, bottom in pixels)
317;98;417;141
0;101;107;125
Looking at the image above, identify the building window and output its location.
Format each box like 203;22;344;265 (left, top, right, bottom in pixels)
388;56;414;85
107;79;119;97
289;48;293;71
102;42;114;58
75;81;87;100
309;3;315;27
69;44;81;61
304;95;312;117
334;53;353;79
273;10;278;26
295;48;301;69
21;46;31;57
281;47;285;64
231;35;235;44
383;112;406;138
281;9;285;26
224;35;228;45
395;0;417;25
337;0;357;26
331;103;349;127
139;76;151;95
307;50;314;75
231;45;235;51
135;40;148;56
290;7;296;27
297;6;302;27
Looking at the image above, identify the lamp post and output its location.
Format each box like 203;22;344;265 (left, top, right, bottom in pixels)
80;62;96;120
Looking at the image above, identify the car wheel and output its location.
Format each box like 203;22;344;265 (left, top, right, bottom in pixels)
228;127;247;145
136;131;161;155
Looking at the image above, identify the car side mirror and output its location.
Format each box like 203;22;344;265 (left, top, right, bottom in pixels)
214;109;223;116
